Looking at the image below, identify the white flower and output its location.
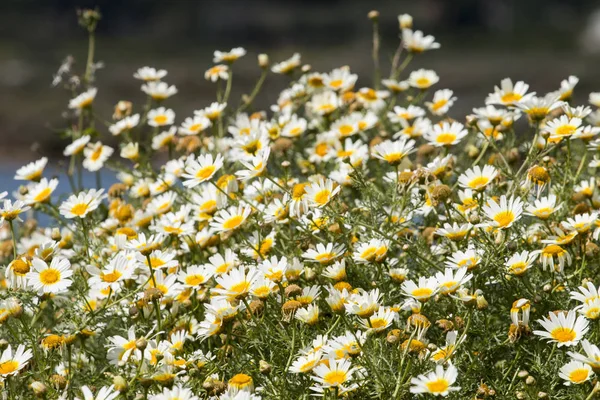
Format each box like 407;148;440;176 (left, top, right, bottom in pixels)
534;310;589;347
410;364;460;397
27;257;73;294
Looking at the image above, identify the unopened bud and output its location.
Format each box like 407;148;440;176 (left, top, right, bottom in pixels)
258;54;269;68
113;375;128;392
368;10;380;20
398;14;413;29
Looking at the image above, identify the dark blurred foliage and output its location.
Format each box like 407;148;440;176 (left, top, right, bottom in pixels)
0;0;599;159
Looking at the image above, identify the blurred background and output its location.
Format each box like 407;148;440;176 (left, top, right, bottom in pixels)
1;0;600;166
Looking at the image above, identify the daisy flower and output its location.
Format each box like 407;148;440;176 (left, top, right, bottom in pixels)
27;257;73;294
296;304;320;325
69;88;97;109
210;205;252;233
425;89;456;115
195;102;227;121
382;78;409;93
505;250;538;276
205;64;229;82
406;69;440;92
83;142;114;171
141;81;177;100
570;282;600;305
0;199;31;223
409;364;460;397
372;138;416;166
568;339;600;371
562;212;598;234
544;115;583;142
424;121;468;147
236;148;270;181
213;47;246;63
0;345;33;377
558;361;593;386
359;307;396;332
212;266;260;300
182;153;224;188
178;265;214;288
148;107;175;127
59;188;105;219
536;244;572;273
402;29;440;53
324;67;358;92
435;222;472;241
179;115;211;136
353;238;389;264
485;78;534;106
402;277;439;302
516;93;563;121
435;267;473;295
458;165;498;191
310;91;341;116
481;195;524;229
445;248;482;270
303;243;345;265
271;53;301;74
77;385;120;400
534;310;589;347
524;195;561;220
305;178;340;208
134;66;167;81
290;351;323;374
14;157;48;181
64;135;91;155
311;357;357;388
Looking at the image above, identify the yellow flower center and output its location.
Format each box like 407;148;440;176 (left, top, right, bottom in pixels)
435;132;457;145
185;274;206;286
34;187;52;202
0;360;19;375
493;211;515;228
432;99;448;111
314;190;331;206
425;378;450;394
551;326;576;343
229;373;253;388
468;176;490;190
195;165;216;180
543;244;565;256
556;125;576;137
500;92;522;103
314;252;335;264
338;125;354;137
323;370;347;386
10;259;30;275
329;79;343;88
569;368;590;383
70;203;89;217
412;287;433;298
384;152;404;165
223;215;244;230
230;281;250;295
101;271;122;283
153;115;168;125
415;77;431;87
39;268;61;285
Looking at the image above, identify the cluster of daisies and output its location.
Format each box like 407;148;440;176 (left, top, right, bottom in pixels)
4;10;600;400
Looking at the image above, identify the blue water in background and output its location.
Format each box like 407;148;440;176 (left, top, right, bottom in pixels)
0;163;118;226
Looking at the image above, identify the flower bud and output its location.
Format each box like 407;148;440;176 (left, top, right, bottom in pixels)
368;10;380;21
30;381;47;397
113;375;128;392
258;54;269;68
398;14;413;29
